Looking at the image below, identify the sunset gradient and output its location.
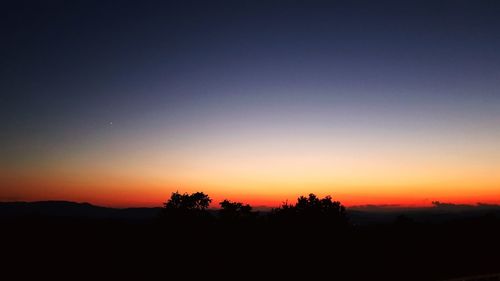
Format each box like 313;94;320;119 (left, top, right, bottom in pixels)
1;1;499;207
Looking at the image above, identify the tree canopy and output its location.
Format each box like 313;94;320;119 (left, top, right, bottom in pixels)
218;200;255;222
271;193;347;227
164;191;212;211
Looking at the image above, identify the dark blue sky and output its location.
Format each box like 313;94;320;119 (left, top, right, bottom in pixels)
1;0;500;205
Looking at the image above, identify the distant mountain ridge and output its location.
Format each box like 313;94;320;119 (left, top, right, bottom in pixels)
0;201;162;220
2;200;500;225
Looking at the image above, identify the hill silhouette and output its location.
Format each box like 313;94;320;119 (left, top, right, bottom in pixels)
0;200;161;220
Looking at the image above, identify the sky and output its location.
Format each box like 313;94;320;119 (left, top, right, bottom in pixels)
1;0;499;207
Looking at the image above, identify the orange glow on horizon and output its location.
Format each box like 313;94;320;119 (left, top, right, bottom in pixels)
2;172;499;208
1;116;499;208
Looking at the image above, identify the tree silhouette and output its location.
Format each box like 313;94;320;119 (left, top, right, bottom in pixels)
271;193;347;228
161;191;212;225
164;191;211;211
218;200;256;222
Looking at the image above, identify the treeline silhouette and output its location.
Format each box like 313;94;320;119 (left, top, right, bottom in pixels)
158;191;348;230
2;191;500;280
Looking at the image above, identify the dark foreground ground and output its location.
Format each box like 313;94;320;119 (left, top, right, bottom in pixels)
2;202;500;280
